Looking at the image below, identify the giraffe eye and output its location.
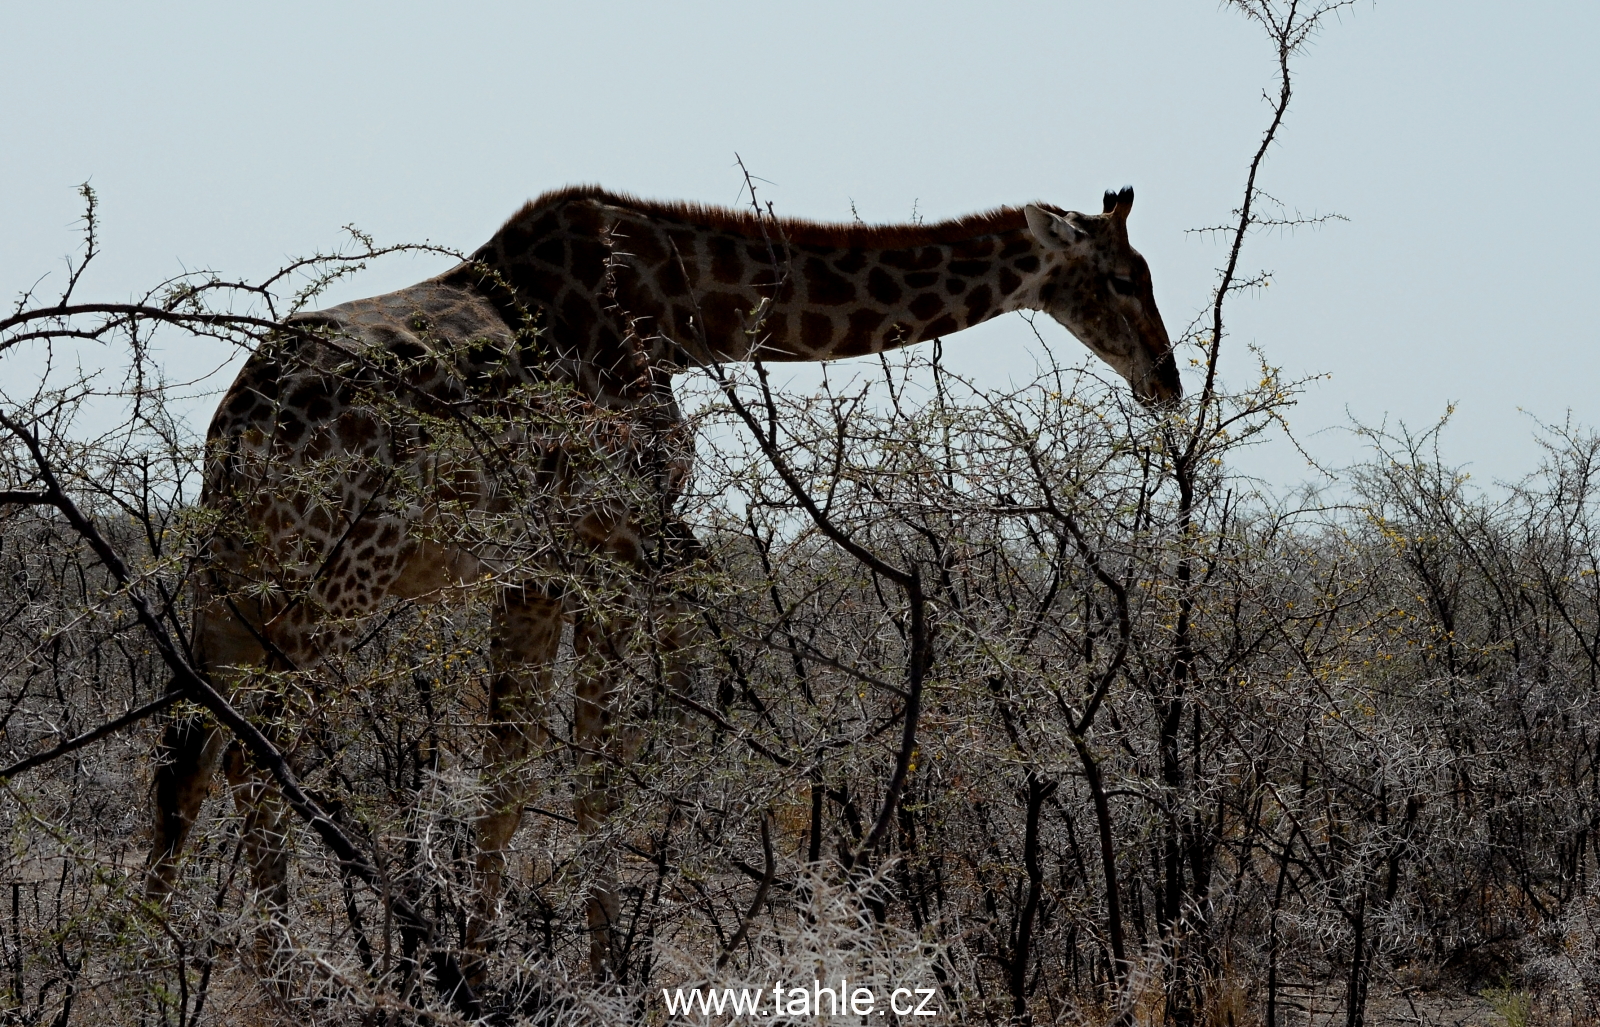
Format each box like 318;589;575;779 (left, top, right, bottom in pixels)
1109;275;1137;297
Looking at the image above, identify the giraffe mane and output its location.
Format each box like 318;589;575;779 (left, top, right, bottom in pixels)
514;185;1067;249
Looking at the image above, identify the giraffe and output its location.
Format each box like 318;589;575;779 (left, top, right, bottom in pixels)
146;184;1179;982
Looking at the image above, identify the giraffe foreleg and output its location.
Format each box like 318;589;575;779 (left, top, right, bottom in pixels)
145;593;267;898
466;588;561;978
145;713;228;898
572;607;634;981
222;740;294;916
570;522;708;980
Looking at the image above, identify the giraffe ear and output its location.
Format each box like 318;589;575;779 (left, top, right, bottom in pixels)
1024;205;1086;252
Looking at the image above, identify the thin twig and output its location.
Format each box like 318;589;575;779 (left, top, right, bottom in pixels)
716;813;775;970
0;692;180;782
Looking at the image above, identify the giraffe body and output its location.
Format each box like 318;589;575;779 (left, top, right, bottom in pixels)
149;185;1179;981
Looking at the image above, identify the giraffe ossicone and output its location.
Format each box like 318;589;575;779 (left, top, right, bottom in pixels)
146;184;1179;981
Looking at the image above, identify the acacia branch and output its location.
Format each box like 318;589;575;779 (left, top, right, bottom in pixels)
716;813;775;970
1188;0;1352;455
0;692;180;782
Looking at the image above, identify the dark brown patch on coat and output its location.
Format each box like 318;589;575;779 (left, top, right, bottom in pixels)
709;236;744;284
337;411;380;448
569;238;610;289
963;285;993;325
655;253;690;299
800;311;834;351
840;309;889;353
997;267;1023;297
243;360;282;397
517;267;567;302
833;250;867;274
532;237;566;266
387;336;428;361
560;291;594;331
664;227;700;263
621;224;669;264
524;211;560;239
867;267;903;305
759;312;794;355
921;315;958;339
493;220;534;260
908;293;944;321
698;292;746;345
288;382;335;423
804;257;857;305
226;389;259;418
671;303;697;339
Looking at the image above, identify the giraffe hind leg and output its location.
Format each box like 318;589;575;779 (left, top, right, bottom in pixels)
572;609;626;980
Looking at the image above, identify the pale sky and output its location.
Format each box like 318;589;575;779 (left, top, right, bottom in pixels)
4;2;1596;489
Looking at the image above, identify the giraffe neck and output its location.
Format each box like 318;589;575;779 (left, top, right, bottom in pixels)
465;188;1066;390
606;207;1053;364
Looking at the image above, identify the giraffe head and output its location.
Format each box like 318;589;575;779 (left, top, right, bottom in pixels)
1023;188;1180;406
